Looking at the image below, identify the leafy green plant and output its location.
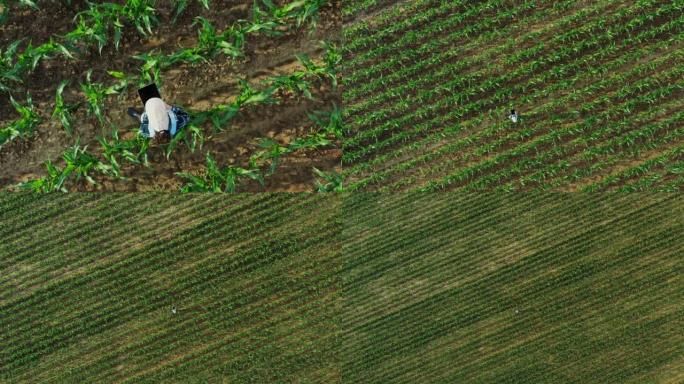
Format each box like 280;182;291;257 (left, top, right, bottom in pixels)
165;122;204;159
270;73;312;99
0;94;41;147
177;152;264;192
245;0;283;37
250;137;290;174
104;70;134;99
51;80;80;135
99;129;150;177
313;167;343;192
16;38;73;72
322;40;341;88
308;102;344;139
296;53;336;88
80;69;108;125
236;78;277;107
0;39;22;92
20;144;113;192
123;0;157;36
132;51;168;87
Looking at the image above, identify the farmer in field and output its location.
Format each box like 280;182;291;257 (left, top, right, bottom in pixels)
127;98;190;143
127;83;190;143
509;109;519;123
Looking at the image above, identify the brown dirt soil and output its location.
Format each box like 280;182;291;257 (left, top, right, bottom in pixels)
0;0;342;192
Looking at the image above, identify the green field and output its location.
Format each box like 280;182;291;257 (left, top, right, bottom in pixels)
341;193;684;383
1;193;683;382
0;193;341;383
341;0;684;191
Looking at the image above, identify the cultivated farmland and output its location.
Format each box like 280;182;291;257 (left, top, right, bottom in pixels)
342;192;684;383
341;0;684;191
0;0;342;192
0;193;342;382
2;193;683;382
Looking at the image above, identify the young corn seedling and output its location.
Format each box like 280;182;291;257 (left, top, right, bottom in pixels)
177;152;263;192
52;80;81;136
165;122;204;159
244;0;282;36
123;0;157;37
193;16;221;57
99;129;150;177
308;102;344;139
322;40;341;89
16;38;74;73
270;73;312;99
133;51;170;87
19;160;65;192
80;69;108;125
313;167;343;192
287;131;331;151
296;54;336;88
21;143;113;192
0;39;22;93
67;6;109;53
104;70;134;100
62;143;114;185
0;94;41;148
295;0;324;29
250;137;290;174
235;78;277;108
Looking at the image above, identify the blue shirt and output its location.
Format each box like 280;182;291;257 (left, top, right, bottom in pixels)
140;106;190;138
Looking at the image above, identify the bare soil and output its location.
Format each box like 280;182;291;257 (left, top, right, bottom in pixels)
0;0;342;192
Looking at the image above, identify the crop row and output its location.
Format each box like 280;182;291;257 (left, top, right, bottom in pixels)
343;0;675;153
1;195;336;378
342;196;681;382
344;27;684;189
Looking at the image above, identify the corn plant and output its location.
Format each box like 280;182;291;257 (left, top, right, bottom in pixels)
313;167;343;192
288;132;331;151
172;0;210;23
20;144;113;192
236;78;277;107
244;0;282;36
322;40;341;88
67;6;110;53
220;25;246;58
165;122;204;159
80;69;108;125
16;38;74;72
250;137;290;174
270;73;312;99
99;128;151;177
177;152;264;192
308;102;344;139
0;39;22;92
193;16;222;57
18;160;66;192
0;94;41;148
296;53;336;88
132;51;170;87
104;70;134;99
52;80;81;136
294;0;324;29
123;0;157;36
68;0;158;53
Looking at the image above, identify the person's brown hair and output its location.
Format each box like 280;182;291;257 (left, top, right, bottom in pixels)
154;130;171;144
